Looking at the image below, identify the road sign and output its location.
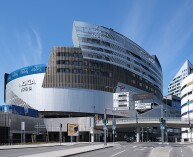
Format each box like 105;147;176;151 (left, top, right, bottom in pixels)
160;124;165;130
103;125;107;130
135;103;152;110
112;125;116;130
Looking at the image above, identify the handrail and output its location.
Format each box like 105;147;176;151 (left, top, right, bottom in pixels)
96;117;191;124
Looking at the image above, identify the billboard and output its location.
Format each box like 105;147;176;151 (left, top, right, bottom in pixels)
133;93;153;101
135;103;152;110
67;124;79;136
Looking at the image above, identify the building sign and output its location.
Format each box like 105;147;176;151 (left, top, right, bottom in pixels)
135;103;152;110
19;79;36;92
7;64;45;83
67;124;79;136
133;93;153;101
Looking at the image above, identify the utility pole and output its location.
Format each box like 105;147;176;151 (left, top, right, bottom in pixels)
160;105;164;145
103;108;107;145
112;115;116;144
59;123;62;145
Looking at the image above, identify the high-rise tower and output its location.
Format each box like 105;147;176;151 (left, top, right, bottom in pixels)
168;60;193;97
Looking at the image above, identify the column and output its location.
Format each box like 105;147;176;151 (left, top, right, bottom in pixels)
136;127;140;142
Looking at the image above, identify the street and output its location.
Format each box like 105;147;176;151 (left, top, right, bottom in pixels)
71;142;193;157
71;142;155;157
0;142;193;157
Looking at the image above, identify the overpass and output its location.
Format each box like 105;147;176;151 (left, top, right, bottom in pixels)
95;117;192;129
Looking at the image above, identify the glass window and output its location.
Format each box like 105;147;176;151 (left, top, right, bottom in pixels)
65;60;70;65
79;61;83;66
73;53;78;58
65;68;70;73
79;53;83;58
73;61;78;66
79;69;83;74
73;69;78;74
65;52;69;57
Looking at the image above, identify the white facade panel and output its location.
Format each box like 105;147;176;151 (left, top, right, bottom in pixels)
181;73;193;141
6;73;113;114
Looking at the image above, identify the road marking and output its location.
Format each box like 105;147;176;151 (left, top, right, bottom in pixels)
132;144;141;148
111;150;126;157
114;147;122;150
133;149;144;151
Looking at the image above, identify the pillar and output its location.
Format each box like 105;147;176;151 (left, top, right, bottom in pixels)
136;127;140;142
91;134;94;142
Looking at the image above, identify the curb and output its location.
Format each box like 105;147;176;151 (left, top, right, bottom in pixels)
62;145;113;157
0;144;64;150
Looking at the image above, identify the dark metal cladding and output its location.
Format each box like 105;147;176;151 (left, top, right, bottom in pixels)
42;47;162;100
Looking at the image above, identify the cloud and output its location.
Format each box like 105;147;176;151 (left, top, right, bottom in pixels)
122;0;193;95
32;28;43;61
122;0;157;43
14;27;43;67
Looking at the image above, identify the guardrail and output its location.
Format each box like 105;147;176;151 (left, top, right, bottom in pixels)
96;117;192;125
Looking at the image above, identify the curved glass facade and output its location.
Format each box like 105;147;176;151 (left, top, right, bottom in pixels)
72;21;163;96
5;21;163;114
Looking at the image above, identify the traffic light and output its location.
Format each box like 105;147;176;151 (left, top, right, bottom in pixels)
160;118;166;124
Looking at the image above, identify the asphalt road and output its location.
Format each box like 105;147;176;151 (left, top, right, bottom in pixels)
0;142;192;157
71;142;157;157
169;143;193;157
0;143;90;157
71;142;193;157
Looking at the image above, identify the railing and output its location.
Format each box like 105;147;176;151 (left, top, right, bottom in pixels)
96;117;192;125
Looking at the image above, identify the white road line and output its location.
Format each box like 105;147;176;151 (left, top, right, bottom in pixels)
111;150;126;157
113;147;122;150
133;149;144;151
132;144;141;148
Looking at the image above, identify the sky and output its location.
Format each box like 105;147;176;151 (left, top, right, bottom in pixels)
0;0;193;104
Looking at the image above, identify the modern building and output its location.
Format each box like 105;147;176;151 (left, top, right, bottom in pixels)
5;21;163;118
181;72;193;141
3;21;166;143
168;60;193;97
163;95;181;117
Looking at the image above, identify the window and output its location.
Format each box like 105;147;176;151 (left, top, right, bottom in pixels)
57;68;70;73
57;60;64;64
73;69;78;74
65;52;70;57
73;61;78;66
73;53;78;58
79;61;83;66
65;60;70;65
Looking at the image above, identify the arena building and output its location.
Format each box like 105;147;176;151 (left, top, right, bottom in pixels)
4;21;163;118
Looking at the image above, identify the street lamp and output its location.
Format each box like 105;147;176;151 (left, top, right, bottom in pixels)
103;108;117;145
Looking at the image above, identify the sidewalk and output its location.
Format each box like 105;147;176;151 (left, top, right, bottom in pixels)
0;142;88;150
18;143;115;157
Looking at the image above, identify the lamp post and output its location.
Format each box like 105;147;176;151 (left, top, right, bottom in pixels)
104;108;107;145
154;104;165;144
